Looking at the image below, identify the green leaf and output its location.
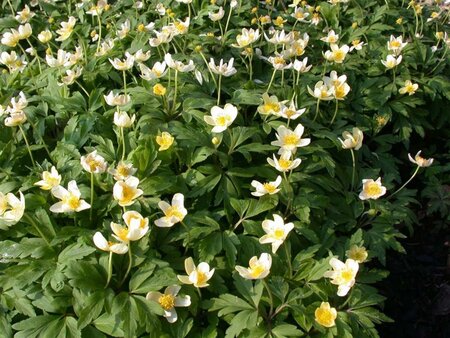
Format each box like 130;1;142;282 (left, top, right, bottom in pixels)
271;324;303;337
93;313;124;337
210;294;254;316
77;291;106;330
58;242;96;266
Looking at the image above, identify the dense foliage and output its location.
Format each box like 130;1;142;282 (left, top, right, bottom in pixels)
0;0;449;337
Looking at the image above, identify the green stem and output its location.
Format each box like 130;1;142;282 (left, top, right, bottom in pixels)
180;220;191;253
90;172;94;223
217;74;222;105
390;165;420;198
18;125;36;168
224;4;233;38
121;127;126;160
350;149;356;191
283;242;292;279
262;279;274;317
312;99;320;122
122;70;127;96
172;69;178;114
96;14;102;54
248;53;253;81
23;213;51;247
6;0;14;15
105;251;113;288
119;243;132;286
200;52;217;87
266;69;277;93
330;99;339;126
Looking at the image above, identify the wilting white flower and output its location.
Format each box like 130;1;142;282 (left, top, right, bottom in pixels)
293;57;312;73
95;38;115;56
408;150;433;167
209;7;225;21
117;19;130;39
134;49;151;63
58;67;83;86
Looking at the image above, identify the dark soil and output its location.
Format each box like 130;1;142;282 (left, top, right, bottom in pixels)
378;223;450;338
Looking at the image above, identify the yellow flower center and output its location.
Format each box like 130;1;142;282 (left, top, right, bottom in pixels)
158;294;175;310
405;84;415;93
316;308;334;326
165;206;184;221
196;271;208;285
116;164;130;178
390;40;401;48
283;134;299;146
285;109;295;118
340;269;354;283
320;89;329;98
216;115;230;126
64;194;81;210
295;12;305;19
249;264;265;278
334;85;347;99
274;228;285;239
264;102;280;113
263;183;277;194
365;182;382;197
116;227;129;242
352;39;360;46
175;22;187;33
86;157;102;172
120;184;135;203
332;50;345;62
278;159;292;170
0;197;8;215
274;57;285;65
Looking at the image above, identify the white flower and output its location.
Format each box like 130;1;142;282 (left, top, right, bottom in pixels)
320;30;339;43
104;91;131;106
108;161;137;181
268;54;293;70
257;93;283;116
204;104;238;133
113;176;143;207
134;49;151;63
279;102;306;120
17;23;32;40
324;257;359;296
164;53;194;72
114;111;135;128
1;29;20;47
110;220;147;242
117;20;130;39
267;151;302;172
5;112;27;127
359;177;387;200
56;16;77;41
155;193;187;228
408;150;433;167
259;214;294;253
349;39;365;52
293;57;312;73
7;91;28;113
324;44;349;63
387;35;407;56
0;51;27;73
80;150;107;174
123;211;149;235
307;81;334;101
95;38;115;56
232;28;260;48
15;5;35;23
50;180;91;213
109;53;135;71
146;285;191;323
46;49;73;68
139;61;167;81
399;80;419;95
58;67;83;86
171;17;190;35
209;58;237;77
264;30;295;45
177;257;215;288
38;30;52;43
34;166;62;190
0;191;25;226
381;54;402;69
251;176;282;197
291;6;310;22
209;6;225;21
339;127;363;150
271;124;310;154
235;253;272;280
93;232;129;254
